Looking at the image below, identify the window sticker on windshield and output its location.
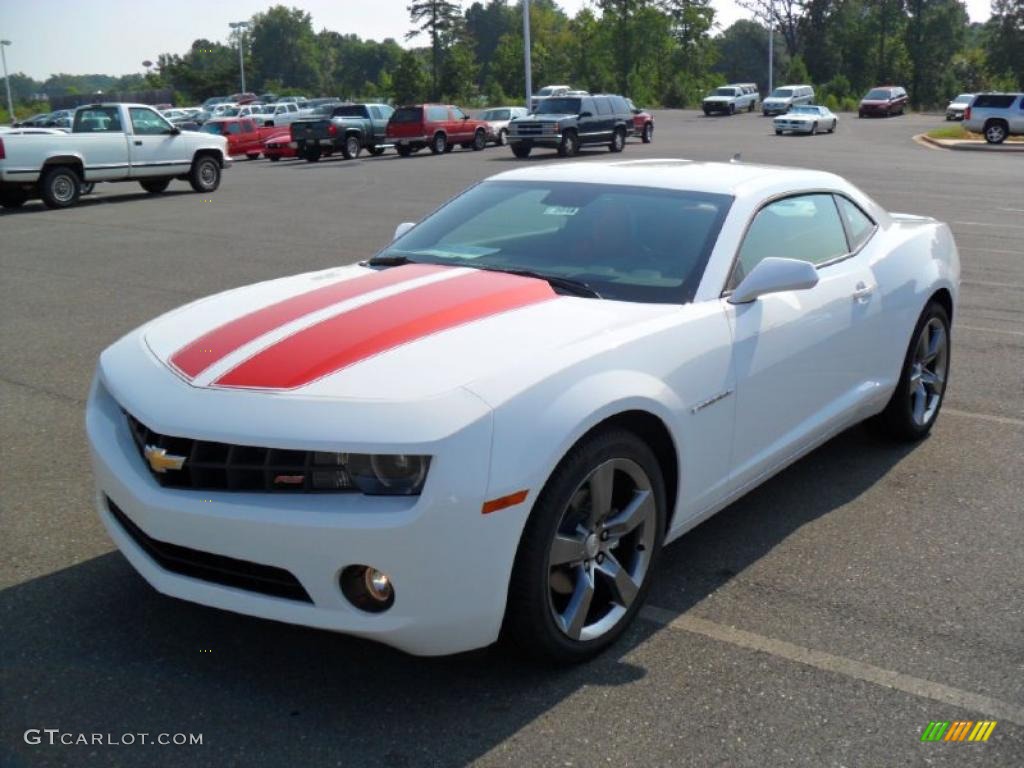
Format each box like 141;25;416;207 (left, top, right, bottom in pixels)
544;206;579;217
411;246;499;260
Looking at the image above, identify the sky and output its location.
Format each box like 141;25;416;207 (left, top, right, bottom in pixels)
1;0;996;81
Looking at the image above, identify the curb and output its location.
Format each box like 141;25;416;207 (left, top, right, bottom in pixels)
915;133;1024;152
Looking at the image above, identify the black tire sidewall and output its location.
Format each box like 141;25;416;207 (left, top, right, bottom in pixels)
189;157;221;192
344;136;361;159
504;428;666;662
473;130;486;150
41;166;81;209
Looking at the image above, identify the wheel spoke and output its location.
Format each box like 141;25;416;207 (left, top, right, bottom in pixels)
924;324;946;363
596;554;639;609
604;489;653;541
912;381;927;423
587;462;616;527
920;368;943;389
550;534;587;567
560;566;595;640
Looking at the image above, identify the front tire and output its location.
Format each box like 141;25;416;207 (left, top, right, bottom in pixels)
504;428;666;662
396;144;413;157
829;120;836;133
40;166;81;209
872;301;951;441
188;155;221;193
498;128;508;146
557;130;579;157
430;132;447;155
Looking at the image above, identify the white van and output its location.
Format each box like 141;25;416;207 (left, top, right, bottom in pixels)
762;84;814;116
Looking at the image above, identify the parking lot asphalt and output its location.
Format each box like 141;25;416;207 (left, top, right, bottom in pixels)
1;110;1022;767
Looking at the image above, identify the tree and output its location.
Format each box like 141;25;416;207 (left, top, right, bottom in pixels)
736;0;807;57
986;0;1024;88
906;0;968;106
407;1;462;99
713;19;788;95
391;50;428;103
249;5;321;91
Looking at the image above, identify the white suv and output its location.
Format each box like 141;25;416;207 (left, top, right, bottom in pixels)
963;93;1024;144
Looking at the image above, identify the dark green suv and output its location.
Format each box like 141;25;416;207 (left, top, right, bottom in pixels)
506;94;634;158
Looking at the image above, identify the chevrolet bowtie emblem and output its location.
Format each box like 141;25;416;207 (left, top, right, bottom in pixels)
144;444;187;473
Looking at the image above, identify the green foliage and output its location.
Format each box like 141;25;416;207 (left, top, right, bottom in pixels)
784;55;811;84
250;6;321;91
391;50;429;104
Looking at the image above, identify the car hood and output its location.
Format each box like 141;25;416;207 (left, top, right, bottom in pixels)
762;98;791;106
141;263;674;402
776;113;816;120
860;99;890;106
703;96;733;102
522;113;576;121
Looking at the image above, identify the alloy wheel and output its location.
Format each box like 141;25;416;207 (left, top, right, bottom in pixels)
547;458;656;641
908;317;948;427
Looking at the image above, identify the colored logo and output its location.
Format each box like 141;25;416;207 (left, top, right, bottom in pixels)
143;445;187;474
921;720;997;742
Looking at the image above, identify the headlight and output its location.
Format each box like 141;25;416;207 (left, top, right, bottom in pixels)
312;452;431;495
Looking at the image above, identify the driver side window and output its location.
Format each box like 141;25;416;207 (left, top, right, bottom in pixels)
731;194;850;287
129;108;171;136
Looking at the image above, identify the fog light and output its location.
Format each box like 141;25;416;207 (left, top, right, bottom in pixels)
340;565;395;613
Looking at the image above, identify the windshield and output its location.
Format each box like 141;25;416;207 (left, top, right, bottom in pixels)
953;94;972;103
790;106;820;115
482;109;510;120
770;89;793;98
375;181;733;304
200;123;225;135
713;88;738;97
865;89;891;100
537;87;561;96
536;97;581;115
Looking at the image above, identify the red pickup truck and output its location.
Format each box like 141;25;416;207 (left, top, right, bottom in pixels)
200;118;280;159
386;104;488;157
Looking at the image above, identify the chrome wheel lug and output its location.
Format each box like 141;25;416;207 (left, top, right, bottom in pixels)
600;530;609;542
596;553;605;564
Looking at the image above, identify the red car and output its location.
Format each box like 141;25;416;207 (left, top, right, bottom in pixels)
858;86;908;118
200;118;280;159
626;98;654;143
386;104;488;157
262;132;298;161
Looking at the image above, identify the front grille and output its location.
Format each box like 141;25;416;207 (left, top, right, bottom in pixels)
125;411;356;493
106;497;312;602
512;122;544;135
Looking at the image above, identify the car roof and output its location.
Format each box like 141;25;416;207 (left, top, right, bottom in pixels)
488;159;849;199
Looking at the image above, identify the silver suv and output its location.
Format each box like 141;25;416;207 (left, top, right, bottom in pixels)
963;93;1024;144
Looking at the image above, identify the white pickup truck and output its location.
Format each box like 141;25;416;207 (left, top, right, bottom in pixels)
0;103;230;209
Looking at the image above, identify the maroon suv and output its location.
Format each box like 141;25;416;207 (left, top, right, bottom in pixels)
859;86;908;118
386;104;489;156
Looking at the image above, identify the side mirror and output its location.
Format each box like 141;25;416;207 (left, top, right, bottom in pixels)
168;126;181;135
728;257;819;304
264;120;274;127
393;222;415;240
579;111;592;118
462;114;470;120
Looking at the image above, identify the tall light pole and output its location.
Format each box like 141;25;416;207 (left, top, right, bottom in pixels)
522;0;532;111
229;21;250;94
767;16;773;95
1;40;15;124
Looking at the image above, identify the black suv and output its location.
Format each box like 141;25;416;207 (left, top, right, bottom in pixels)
507;94;633;158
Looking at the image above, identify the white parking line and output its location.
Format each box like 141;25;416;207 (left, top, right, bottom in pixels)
961;279;1024;290
955;220;1024;231
942;408;1024;427
956;324;1024;337
640;606;1024;726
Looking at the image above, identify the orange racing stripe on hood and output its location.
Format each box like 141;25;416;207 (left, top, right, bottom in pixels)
213;269;558;390
170;263;446;379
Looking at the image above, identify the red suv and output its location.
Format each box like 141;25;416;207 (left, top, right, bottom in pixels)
200;118;279;159
386;104;489;157
858;86;908;118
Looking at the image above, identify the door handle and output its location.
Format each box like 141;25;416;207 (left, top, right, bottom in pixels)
852;281;874;301
134;140;143;146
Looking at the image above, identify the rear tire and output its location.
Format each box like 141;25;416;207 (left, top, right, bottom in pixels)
303;147;321;162
140;179;170;194
368;146;386;156
188;155;221;193
641;123;653;143
511;143;532;159
269;155;281;162
984;120;1008;144
396;145;413;157
728;103;736;115
39;165;81;209
871;301;951;441
503;428;666;663
341;135;362;160
609;127;626;153
246;152;260;160
430;132;447;155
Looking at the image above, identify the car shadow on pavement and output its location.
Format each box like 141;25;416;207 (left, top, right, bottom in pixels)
0;190;196;215
0;423;917;767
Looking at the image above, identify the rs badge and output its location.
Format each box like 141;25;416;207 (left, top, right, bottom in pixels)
144;445;187;473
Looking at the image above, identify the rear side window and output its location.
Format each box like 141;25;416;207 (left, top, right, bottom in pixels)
333;106;370;118
75;107;122;133
974;94;1015;109
391;107;423;124
426;106;448;121
580;97;597;115
835;196;876;251
612;96;630;113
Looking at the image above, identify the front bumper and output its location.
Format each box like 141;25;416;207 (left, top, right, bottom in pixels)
762;104;789;115
774;120;815;134
507;133;561;147
85;364;528;656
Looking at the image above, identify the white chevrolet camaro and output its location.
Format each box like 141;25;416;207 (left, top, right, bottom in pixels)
774;105;839;135
87;160;959;661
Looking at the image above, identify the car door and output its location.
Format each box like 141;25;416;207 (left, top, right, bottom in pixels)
128;107;191;178
1012;95;1024;133
723;192;880;493
448;107;471;143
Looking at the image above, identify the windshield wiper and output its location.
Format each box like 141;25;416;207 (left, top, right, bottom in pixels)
365;254;418;267
473;266;603;299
